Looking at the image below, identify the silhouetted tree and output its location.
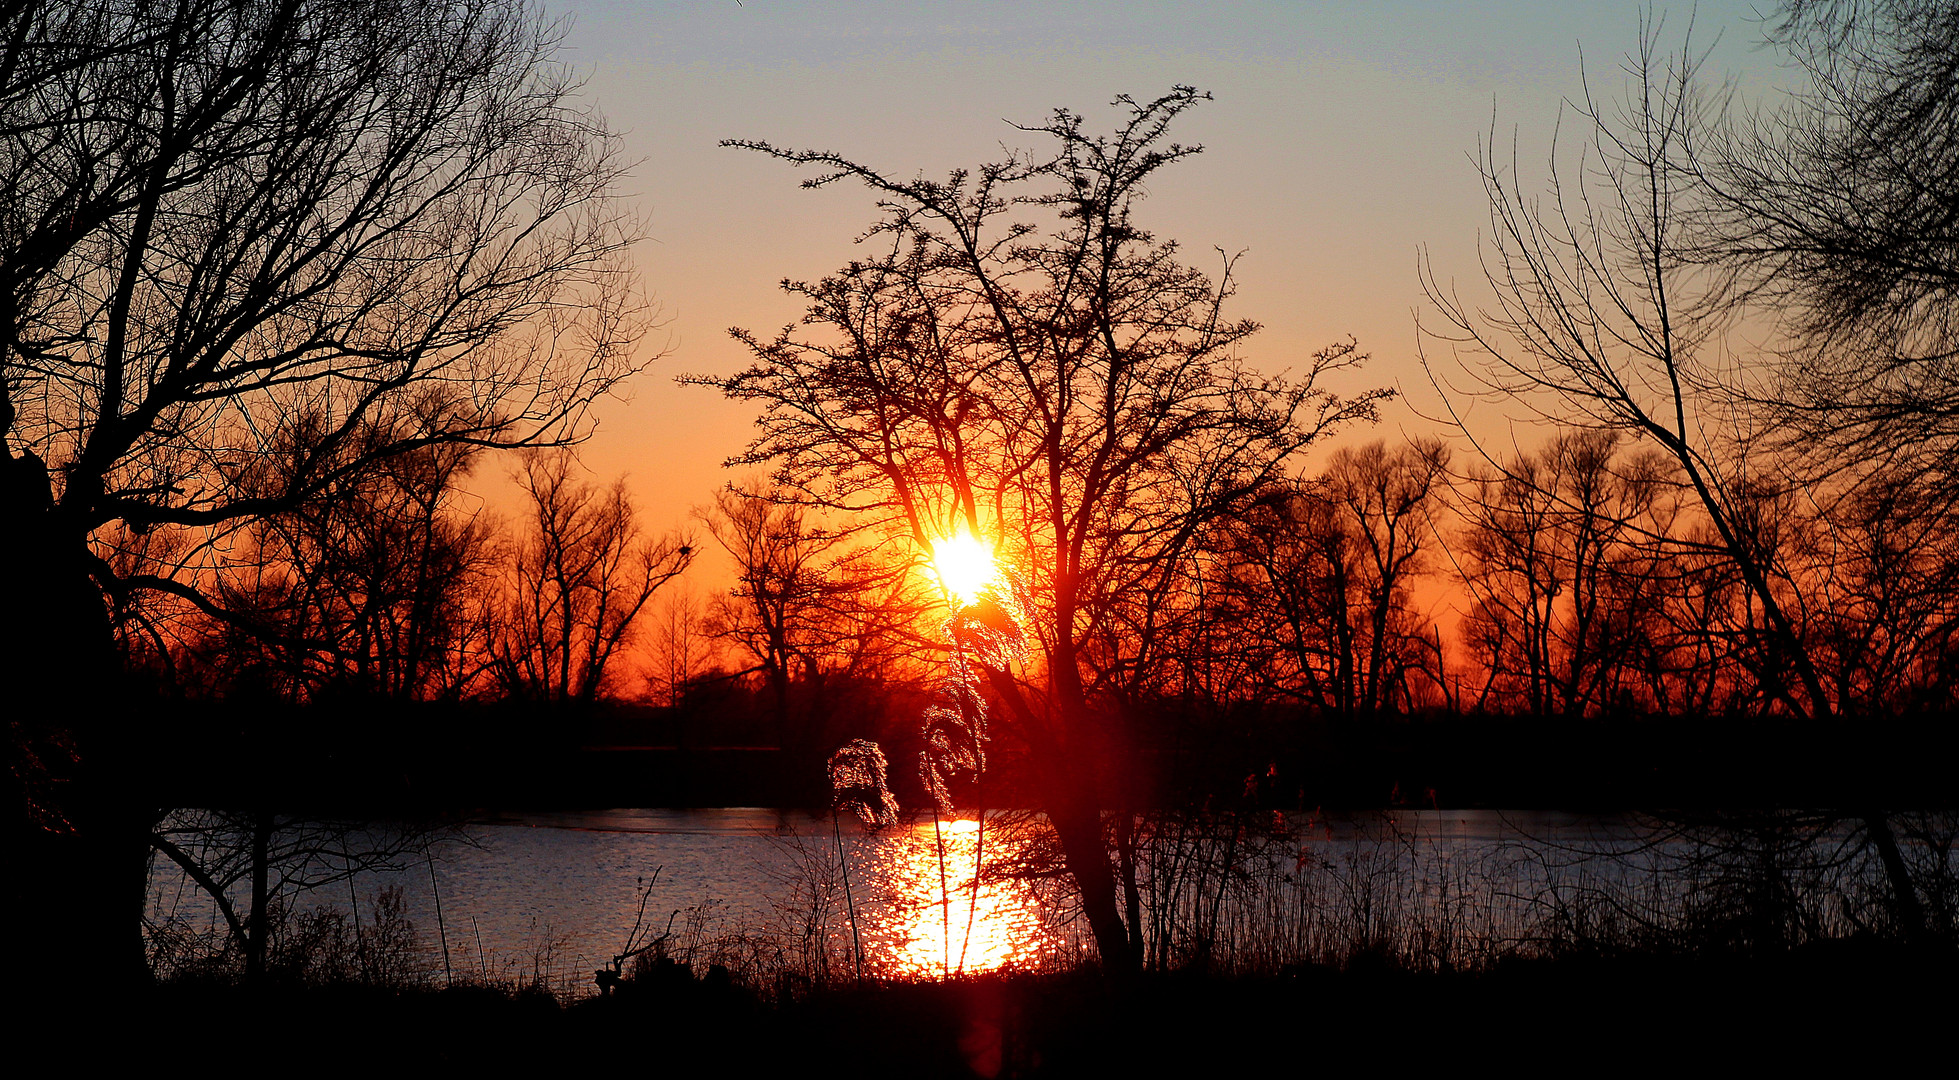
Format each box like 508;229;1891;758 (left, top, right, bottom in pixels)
701;482;847;742
189;438;497;704
1220;439;1449;720
1457;431;1677;717
1319;438;1453;716
696;87;1386;972
1790;471;1959;717
646;586;714;708
701;480;929;758
489;450;693;709
1699;1;1959;494
1420;16;1934;940
0;0;647;984
1419;19;1818;717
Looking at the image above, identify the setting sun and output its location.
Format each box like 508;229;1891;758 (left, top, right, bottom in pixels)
929;529;998;609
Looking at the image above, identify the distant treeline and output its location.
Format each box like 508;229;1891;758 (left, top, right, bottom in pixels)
117;428;1959;812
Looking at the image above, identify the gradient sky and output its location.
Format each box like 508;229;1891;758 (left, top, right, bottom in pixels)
530;0;1798;575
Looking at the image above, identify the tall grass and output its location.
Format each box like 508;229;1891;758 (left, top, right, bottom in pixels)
1127;808;1959;975
552;807;1959;998
147;884;438;988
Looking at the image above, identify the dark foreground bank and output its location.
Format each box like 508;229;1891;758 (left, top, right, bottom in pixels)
31;945;1957;1077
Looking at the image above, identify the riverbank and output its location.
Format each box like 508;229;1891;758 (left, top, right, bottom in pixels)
56;944;1957;1075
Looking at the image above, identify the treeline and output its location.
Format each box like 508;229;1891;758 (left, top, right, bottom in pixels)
1179;431;1959;725
649;430;1959;807
116;446;692;710
124;429;1959;727
114;424;1959;811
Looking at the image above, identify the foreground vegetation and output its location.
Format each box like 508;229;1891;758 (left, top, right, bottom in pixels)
117;804;1956;1074
86;941;1954;1075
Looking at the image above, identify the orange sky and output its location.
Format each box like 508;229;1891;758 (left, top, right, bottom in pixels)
497;1;1797;612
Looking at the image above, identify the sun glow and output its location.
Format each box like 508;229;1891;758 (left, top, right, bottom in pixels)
867;818;1061;978
929;528;998;609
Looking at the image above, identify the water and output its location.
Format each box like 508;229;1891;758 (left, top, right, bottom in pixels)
145;808;1090;993
145;808;1927;995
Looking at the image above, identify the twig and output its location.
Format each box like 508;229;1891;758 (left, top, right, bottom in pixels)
834;807;865;984
428;852;453;987
934;814;952;978
959;807;983;975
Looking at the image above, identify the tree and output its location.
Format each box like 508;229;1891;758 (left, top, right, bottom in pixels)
1210;480;1353;709
189;438;497;704
646;586;713;708
0;0;647;984
1419;15;1933;941
1418;19;1812;713
695;87;1386;972
1699;0;1959;492
489;450;693;709
1456;430;1677;717
701;482;847;743
1221;439;1450;719
1318;438;1453;716
1693;0;1959;724
1785;469;1959;717
699;481;923;759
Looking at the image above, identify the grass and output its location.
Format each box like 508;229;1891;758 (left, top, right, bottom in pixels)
57;942;1953;1076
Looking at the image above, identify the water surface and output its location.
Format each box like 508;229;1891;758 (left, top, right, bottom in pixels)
141;808;1727;994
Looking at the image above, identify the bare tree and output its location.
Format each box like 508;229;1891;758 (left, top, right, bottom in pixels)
700;480;928;756
0;0;653;984
1319;438;1453;716
1417;19;1816;716
695;87;1386;972
1419;15;1933;940
1699;1;1959;493
1456;430;1678;717
1218;439;1450;720
1211;480;1349;710
490;450;693;709
4;0;644;670
647;586;714;708
1791;471;1959;717
185;438;498;704
701;483;846;737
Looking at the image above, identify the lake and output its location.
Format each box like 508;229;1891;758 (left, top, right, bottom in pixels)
143;807;1907;995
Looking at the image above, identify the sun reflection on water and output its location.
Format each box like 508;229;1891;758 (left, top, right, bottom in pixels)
862;818;1062;978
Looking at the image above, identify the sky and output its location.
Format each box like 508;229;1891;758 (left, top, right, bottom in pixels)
528;0;1800;576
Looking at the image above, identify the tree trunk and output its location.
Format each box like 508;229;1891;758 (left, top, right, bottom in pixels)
246;811;272;983
983;667;1138;974
3;451;152;992
1049;798;1135;975
1115;812;1145;971
1862;810;1928;944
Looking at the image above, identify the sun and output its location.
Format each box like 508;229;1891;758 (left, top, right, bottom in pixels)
929;529;998;609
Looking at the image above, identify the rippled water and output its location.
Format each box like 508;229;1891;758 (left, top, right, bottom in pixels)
146;808;1097;992
142;808;1783;995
